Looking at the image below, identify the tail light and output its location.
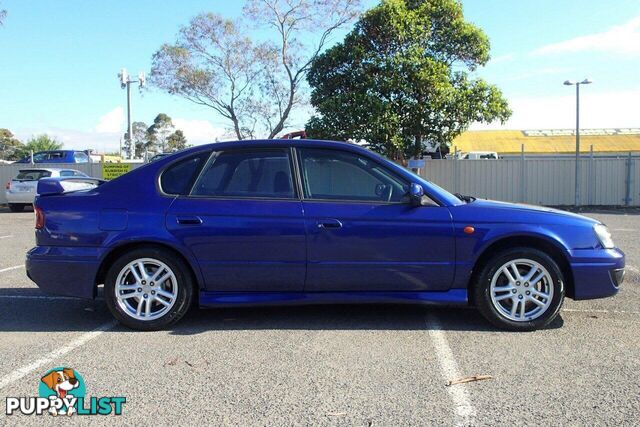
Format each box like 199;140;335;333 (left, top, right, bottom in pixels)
5;181;9;190
35;207;45;230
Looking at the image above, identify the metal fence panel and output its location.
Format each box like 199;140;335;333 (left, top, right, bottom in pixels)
421;157;638;206
1;158;637;206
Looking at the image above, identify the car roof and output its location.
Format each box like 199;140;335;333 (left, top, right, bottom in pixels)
178;139;368;156
18;167;79;172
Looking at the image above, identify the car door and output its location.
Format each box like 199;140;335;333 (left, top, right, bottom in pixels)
297;147;455;292
165;148;306;293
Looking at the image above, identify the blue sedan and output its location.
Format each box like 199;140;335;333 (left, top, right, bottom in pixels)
26;140;625;331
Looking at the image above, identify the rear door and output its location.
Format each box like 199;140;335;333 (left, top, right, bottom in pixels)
297;147;455;292
166;148;306;292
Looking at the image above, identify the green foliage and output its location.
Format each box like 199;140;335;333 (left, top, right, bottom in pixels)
147;113;176;153
306;0;511;161
166;130;188;152
15;134;63;158
0;128;24;160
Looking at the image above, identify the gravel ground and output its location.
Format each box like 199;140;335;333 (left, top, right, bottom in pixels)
0;206;638;425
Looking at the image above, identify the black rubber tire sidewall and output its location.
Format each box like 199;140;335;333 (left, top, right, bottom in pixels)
8;204;24;212
104;247;193;331
473;247;565;331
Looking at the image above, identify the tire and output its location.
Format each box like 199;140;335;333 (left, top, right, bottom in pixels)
473;247;565;331
8;203;24;212
104;247;194;331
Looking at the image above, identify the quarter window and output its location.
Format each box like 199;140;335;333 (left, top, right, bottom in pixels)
192;149;295;199
298;148;408;203
160;152;210;195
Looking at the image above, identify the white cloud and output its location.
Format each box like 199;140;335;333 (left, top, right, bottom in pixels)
95;107;124;133
532;16;640;57
489;53;515;64
470;88;640;130
172;118;227;145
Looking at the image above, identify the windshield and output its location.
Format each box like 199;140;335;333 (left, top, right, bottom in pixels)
401;166;465;206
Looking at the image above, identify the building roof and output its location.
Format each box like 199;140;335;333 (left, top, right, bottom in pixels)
452;129;640;154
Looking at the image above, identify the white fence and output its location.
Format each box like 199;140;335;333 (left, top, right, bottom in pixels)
420;156;639;206
1;156;638;206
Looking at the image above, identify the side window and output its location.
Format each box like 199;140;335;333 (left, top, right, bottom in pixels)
59;170;74;177
160;152;210;195
74;152;89;163
192;149;295;199
299;148;408;203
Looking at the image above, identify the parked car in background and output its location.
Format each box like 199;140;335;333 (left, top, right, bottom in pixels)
14;150;92;164
5;168;89;211
26;140;624;331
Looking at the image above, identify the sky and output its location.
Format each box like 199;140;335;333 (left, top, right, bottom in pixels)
1;0;639;152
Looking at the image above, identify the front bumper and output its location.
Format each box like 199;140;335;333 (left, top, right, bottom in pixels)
569;247;625;300
26;246;101;299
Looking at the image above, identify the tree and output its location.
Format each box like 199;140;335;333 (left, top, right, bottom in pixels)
166;130;188;152
128;121;149;159
16;134;63;158
147;114;175;153
305;0;511;162
150;1;361;140
0;129;24;160
0;2;6;26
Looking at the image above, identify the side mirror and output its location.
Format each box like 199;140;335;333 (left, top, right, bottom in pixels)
409;183;425;206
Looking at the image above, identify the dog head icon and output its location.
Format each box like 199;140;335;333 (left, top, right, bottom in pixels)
41;368;79;399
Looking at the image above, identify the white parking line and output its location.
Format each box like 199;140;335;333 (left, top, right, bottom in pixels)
0;235;12;239
426;313;475;426
563;308;640;315
0;265;23;273
0;295;81;300
0;320;116;391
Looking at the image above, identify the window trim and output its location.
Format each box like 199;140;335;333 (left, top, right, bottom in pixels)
186;147;300;201
294;147;413;205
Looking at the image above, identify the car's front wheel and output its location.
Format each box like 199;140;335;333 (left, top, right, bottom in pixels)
104;247;194;331
473;247;565;331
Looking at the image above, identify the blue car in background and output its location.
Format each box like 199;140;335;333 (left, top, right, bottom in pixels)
15;150;91;164
26;140;625;331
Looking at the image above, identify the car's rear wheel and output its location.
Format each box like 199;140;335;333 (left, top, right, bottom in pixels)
473;247;565;331
104;247;193;331
8;203;25;212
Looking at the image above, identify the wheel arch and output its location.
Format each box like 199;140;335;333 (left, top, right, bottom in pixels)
468;234;575;304
95;241;203;297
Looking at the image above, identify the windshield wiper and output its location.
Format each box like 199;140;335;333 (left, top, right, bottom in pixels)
454;193;476;203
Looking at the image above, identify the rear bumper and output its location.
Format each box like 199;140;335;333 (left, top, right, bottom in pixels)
6;191;35;204
26;246;101;299
570;247;625;300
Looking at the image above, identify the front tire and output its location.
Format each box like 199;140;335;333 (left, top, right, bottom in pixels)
473;247;565;331
104;247;194;331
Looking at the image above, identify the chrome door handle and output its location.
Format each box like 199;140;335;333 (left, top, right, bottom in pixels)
176;216;203;225
317;219;343;229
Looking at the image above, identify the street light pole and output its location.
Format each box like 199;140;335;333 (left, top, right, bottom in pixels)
118;69;145;160
564;78;592;207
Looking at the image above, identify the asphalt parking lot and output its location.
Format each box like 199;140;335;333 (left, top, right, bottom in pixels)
0;206;638;425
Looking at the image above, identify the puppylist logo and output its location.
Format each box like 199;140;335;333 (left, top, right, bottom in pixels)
5;367;126;416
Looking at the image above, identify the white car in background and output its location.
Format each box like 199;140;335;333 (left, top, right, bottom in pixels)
4;168;89;212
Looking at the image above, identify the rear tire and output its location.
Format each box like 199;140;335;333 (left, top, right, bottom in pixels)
8;203;24;212
473;247;565;331
104;247;194;331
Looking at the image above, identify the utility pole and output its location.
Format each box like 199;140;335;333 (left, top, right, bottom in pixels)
564;78;592;207
118;68;145;160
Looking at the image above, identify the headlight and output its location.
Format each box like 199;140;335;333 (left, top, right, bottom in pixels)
593;224;615;249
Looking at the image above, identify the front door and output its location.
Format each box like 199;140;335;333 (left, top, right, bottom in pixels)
166;148;306;292
297;147;455;292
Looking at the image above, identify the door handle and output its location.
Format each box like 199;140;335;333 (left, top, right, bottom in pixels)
176;216;203;225
317;219;343;229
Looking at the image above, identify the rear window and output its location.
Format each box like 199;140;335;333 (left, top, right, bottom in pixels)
160;152;210;195
15;170;52;181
